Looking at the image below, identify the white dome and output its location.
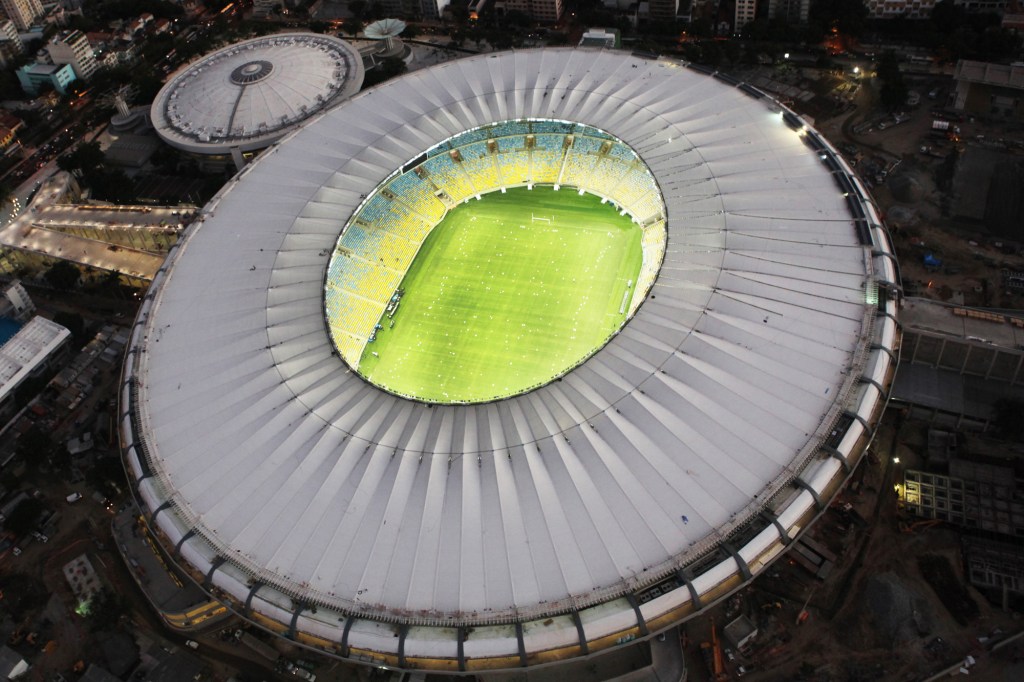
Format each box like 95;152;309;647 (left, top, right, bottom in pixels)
150;33;364;155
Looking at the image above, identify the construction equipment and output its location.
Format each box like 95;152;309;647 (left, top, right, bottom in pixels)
796;587;817;626
699;617;729;681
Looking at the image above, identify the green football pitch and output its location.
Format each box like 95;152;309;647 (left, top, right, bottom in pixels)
358;187;643;403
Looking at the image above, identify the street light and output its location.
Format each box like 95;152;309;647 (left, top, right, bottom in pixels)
853;66;860;74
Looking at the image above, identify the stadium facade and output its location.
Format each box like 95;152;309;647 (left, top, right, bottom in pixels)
150;33;364;170
122;49;900;674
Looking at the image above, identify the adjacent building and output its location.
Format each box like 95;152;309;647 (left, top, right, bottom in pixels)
735;0;758;30
0;315;71;422
0;0;43;31
0;40;21;70
892;297;1024;430
578;27;620;48
16;61;76;95
502;0;563;21
954;59;1024;121
904;459;1024;537
865;0;937;17
648;0;680;19
0;280;34;322
767;0;810;23
0;18;20;48
0;646;29;680
866;0;1005;17
43;29;97;80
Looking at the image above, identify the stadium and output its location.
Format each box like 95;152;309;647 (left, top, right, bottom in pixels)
150;33;364;170
121;49;900;674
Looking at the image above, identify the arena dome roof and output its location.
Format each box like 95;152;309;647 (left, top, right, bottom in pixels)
123;49;899;673
150;33;364;156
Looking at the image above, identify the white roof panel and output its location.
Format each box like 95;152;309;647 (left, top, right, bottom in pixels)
128;49;895;658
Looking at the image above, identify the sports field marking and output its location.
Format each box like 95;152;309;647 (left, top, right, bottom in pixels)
358;187;642;404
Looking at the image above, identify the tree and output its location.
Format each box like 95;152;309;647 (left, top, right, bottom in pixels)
929;0;963;34
15;424;53;465
44;260;80;290
808;0;868;37
309;20;329;33
339;20;361;37
57;140;105;175
876;50;908;111
5;498;43;536
90;168;137;204
349;0;368;22
0;574;48;619
84;588;130;626
449;0;470;25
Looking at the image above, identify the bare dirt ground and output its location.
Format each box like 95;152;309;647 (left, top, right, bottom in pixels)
814;72;1024;311
682;413;1022;682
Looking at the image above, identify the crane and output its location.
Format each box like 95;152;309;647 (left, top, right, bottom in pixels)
700;616;729;681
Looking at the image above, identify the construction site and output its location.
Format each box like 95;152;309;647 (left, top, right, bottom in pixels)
679;412;1024;682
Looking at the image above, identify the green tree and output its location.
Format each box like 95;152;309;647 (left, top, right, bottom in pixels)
5;498;43;536
0;574;48;619
15;424;52;463
877;51;907;111
44;260;80;290
929;0;962;34
449;0;470;25
808;0;868;37
349;0;368;21
90;168;137;204
57;140;105;174
84;589;131;626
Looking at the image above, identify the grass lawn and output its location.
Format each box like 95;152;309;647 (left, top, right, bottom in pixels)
358;187;642;403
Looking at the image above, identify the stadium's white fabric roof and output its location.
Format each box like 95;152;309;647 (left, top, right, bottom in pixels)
127;50;896;657
151;33;364;155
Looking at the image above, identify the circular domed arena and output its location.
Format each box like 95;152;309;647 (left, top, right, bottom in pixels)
122;49;899;674
150;33;364;169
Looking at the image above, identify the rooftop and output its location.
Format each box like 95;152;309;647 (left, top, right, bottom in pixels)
0;316;70;393
955;59;1024;90
899;297;1024;351
151;33;364;155
123;48;898;670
